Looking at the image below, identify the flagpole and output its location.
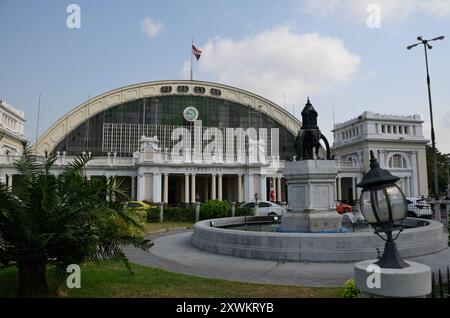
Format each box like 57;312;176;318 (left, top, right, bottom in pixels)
35;92;41;151
190;39;193;81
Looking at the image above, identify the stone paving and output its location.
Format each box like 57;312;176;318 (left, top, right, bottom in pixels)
124;229;450;287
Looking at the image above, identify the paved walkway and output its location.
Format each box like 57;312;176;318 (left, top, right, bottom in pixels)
124;230;450;287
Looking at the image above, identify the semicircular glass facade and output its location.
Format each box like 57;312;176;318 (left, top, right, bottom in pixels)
54;95;296;159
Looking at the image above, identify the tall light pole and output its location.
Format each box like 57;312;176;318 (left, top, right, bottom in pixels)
407;35;445;197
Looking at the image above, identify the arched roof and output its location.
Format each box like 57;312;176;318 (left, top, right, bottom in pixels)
34;80;302;155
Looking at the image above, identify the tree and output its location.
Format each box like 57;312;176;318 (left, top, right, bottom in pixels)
426;144;448;195
0;144;153;297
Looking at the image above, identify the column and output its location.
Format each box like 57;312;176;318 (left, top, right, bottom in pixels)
163;174;169;204
276;177;282;203
411;151;418;196
152;173;162;203
218;174;223;201
6;174;13;191
244;174;254;202
131;176;136;200
338;177;342;201
191;174;196;203
334;178;338;201
273;177;277;202
184;174;190;203
237;174;243;203
352;177;357;203
259;175;267;201
137;174;145;201
211;174;217;200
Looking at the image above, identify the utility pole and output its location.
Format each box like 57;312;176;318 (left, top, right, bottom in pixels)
407;35;445;197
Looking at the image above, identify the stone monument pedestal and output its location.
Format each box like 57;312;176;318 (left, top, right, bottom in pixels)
281;160;342;232
354;260;431;298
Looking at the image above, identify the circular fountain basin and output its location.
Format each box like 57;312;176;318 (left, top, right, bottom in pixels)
191;216;448;262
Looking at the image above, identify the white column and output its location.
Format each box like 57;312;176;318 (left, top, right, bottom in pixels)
184;174;190;203
338;177;342;201
163;174;169;204
211;174;217;200
152;173;162;203
137;174;145;201
237;174;243;203
218;174;223;201
244;174;254;202
191;174;196;203
334;178;338;201
131;176;136;200
276;177;282;202
411;151;418;196
352;177;357;203
259;175;267;201
8;174;14;191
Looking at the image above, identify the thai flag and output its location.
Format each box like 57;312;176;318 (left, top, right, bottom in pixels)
269;178;276;202
192;44;202;61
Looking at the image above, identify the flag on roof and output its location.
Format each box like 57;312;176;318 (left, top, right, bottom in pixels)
192;43;202;61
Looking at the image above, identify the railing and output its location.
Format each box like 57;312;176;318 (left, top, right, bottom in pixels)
338;160;361;170
0;153;284;169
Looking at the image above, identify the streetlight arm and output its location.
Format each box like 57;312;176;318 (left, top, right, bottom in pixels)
430;36;445;41
407;42;421;50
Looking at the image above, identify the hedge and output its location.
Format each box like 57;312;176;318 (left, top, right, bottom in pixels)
146;200;253;223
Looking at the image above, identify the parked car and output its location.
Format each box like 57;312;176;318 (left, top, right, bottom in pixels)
406;197;432;219
335;201;353;214
125;201;155;211
239;201;283;216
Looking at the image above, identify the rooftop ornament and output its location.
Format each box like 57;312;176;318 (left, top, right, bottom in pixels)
357;151;409;268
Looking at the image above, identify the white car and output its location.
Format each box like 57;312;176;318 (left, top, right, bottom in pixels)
240;201;283;216
406;197;432;218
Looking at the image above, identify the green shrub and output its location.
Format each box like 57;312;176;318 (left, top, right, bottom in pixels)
341;279;360;298
118;208;147;236
200;200;231;220
146;206;196;223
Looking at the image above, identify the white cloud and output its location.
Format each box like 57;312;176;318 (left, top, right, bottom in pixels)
141;17;164;39
302;0;450;22
420;0;450;17
182;27;361;107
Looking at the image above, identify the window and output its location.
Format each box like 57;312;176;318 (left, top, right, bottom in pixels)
393;126;397;134
389;154;407;169
194;86;205;94
382;125;386;133
259;202;271;208
177;86;189;93
387;126;392;133
160;86;172;93
210;88;222;96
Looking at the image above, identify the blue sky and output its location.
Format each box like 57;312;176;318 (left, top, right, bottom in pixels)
1;0;450;152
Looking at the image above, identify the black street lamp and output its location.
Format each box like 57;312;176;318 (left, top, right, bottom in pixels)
357;151;409;269
407;35;445;197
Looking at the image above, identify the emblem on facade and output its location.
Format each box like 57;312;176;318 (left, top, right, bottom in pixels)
183;106;199;122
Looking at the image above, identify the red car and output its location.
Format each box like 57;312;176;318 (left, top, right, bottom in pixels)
336;201;353;214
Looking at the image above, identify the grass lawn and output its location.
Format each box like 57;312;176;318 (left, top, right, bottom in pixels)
0;262;342;298
144;221;194;234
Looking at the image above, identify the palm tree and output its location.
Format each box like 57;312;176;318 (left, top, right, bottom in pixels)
0;143;153;297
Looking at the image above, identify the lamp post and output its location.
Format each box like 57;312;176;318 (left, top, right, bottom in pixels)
254;192;259;216
357;151;409;268
407;35;445;197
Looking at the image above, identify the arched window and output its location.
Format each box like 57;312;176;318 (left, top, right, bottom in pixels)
389;154;407;169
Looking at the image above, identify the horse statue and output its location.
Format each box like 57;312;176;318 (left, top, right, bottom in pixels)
294;98;331;161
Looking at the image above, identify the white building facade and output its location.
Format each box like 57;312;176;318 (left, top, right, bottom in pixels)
332;111;429;204
0;99;26;155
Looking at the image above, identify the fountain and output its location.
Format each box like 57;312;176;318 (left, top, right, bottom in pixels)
191;99;448;262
